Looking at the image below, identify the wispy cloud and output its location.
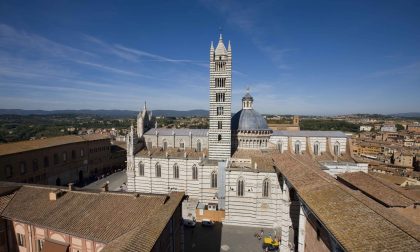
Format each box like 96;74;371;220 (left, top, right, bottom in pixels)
72;60;150;77
369;62;420;78
84;34;206;66
115;45;193;63
0;24;94;58
0;23;213;110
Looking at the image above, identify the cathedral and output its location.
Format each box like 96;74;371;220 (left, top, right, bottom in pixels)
126;34;368;251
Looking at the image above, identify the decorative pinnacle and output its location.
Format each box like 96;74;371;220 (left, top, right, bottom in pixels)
210;41;214;50
228;40;231;51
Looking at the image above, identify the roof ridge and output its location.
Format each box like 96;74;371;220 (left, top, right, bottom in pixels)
366;173;415;203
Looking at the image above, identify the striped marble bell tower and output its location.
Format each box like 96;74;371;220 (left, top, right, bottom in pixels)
208;34;232;160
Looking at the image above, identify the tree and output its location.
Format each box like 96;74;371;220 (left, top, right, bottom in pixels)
396;124;404;131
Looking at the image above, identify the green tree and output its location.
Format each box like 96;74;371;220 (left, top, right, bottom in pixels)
395;124;404;131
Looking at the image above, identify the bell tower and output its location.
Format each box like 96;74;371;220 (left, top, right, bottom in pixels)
209;34;232;160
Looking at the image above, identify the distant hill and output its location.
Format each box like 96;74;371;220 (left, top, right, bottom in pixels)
389;112;420;118
0;109;209;117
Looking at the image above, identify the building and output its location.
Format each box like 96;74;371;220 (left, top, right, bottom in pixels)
0;134;124;186
337;172;420;225
359;125;372;131
0;182;184;252
407;124;420;133
393;151;414;168
267;115;300;131
351;141;384;158
126;34;419;251
381;124;397;132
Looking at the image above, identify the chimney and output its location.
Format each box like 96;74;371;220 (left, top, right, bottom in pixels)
101;182;109;192
68;183;74;191
49;190;63;201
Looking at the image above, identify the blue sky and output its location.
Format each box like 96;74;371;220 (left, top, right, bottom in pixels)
0;0;419;115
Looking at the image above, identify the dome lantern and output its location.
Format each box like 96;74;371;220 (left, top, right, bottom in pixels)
242;88;254;110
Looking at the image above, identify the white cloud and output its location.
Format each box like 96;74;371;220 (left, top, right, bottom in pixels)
0;24;94;58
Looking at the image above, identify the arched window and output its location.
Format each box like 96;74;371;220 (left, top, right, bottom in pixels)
155;163;161;177
313;141;320;156
138;161;144;176
173;164;179;179
295;140;301;154
237;178;244;197
196;140;201;152
179;140;185;149
218;134;222;141
211;171;217;188
262;178;270;197
334;142;340;156
162;140;168;150
277;141;282;152
192;165;198;180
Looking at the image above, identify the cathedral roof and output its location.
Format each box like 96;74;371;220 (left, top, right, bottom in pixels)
144;128;208;137
272;130;347;138
215;34;227;55
231;109;270;131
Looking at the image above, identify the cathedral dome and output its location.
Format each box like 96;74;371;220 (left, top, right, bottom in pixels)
231;90;269;131
231;109;269;131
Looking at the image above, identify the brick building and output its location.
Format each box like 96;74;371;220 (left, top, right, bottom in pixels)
0;182;184;252
0;134;125;186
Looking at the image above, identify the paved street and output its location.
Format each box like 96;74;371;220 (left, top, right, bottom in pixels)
185;224;273;252
83;170;127;191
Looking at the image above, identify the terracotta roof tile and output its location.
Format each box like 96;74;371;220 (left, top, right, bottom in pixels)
1;184;183;248
337;172;415;207
269;152;420;251
0;134;109;156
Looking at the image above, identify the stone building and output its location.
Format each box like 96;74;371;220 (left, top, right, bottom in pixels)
0;134;124;186
0;182;184;252
125;34;420;251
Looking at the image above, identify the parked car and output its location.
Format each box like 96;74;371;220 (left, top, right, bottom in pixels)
201;219;214;227
183;219;196;227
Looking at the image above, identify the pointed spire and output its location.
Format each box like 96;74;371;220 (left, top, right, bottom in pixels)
215;33;227;55
228;40;231;51
143;101;147;111
210;41;214;50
